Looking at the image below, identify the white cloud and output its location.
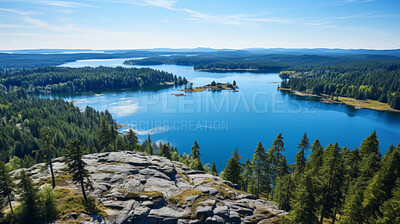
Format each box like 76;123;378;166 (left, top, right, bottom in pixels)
181;9;296;26
0;23;31;28
111;0;178;10
0;8;36;16
123;126;169;135
38;1;94;8
141;0;177;10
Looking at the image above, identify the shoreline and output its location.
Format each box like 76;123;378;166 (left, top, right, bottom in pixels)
278;87;400;113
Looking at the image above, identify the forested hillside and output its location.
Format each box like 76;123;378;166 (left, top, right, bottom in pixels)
220;132;400;224
280;61;400;109
125;54;400;72
0;87;114;167
0;67;187;93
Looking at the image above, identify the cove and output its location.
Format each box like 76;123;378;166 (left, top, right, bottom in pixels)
50;58;400;171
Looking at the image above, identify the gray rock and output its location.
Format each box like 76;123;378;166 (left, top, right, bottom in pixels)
133;206;151;224
147;206;185;223
177;219;189;224
213;206;229;218
184;194;200;203
205;215;225;224
142;200;154;207
102;200;126;210
195;205;214;219
229;211;241;223
11;151;287;224
195;186;219;196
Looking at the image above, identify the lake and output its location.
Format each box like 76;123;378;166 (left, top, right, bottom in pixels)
55;58;400;171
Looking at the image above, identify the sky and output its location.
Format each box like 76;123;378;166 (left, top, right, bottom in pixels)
0;0;400;50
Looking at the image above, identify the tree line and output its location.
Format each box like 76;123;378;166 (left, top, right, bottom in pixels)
125;54;400;72
0;66;188;93
219;131;400;224
280;61;400;109
0;87;117;168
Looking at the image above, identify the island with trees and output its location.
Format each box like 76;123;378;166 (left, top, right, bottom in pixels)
178;80;238;93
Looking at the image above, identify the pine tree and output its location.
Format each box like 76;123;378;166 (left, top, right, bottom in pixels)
241;159;253;193
39;185;57;222
126;129;138;151
362;147;400;221
65;138;92;203
273;174;294;211
276;155;290;177
171;151;179;161
110;123;118;151
359;131;381;178
223;147;243;185
159;144;171;159
98;116;111;151
145;134;153;155
269;133;285;185
317;143;344;224
294;132;309;175
307;139;324;175
190;141;201;159
376;178;400;224
340;146;361;210
289;172;318;224
189;158;204;171
40;130;56;189
211;162;218;176
341;181;365;224
0;161;14;217
18;170;39;222
252;141;266;197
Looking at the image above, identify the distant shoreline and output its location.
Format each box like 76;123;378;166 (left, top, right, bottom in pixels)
278;87;400;113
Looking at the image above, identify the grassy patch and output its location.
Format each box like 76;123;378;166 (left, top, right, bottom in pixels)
181;173;194;186
140;191;164;198
201;178;213;184
212;183;247;200
127;192;140;198
220;183;247;194
190;195;212;220
37;174;72;186
117;189;127;194
97;170;115;174
167;190;203;205
54;187;107;220
338;97;397;111
109;161;125;165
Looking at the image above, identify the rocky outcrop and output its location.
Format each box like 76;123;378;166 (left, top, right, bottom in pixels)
14;151;287;223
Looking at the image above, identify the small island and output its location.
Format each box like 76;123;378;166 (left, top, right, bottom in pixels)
179;80;238;93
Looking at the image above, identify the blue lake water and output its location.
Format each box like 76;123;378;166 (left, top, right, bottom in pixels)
55;58;400;171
